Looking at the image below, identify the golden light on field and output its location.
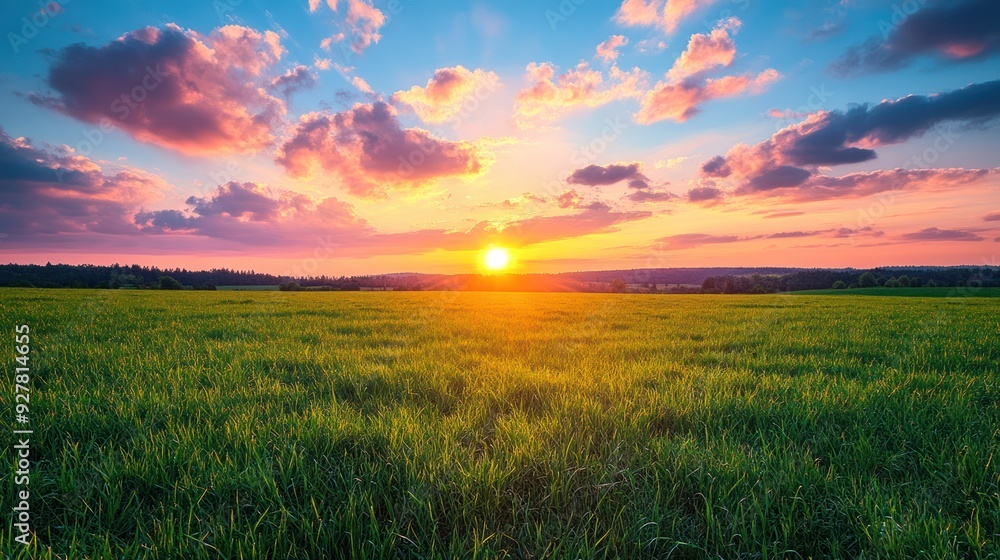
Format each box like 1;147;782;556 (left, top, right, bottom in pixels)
483;247;511;272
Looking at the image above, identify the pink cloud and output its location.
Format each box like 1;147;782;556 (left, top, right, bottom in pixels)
392;66;501;123
635;68;779;123
614;0;719;34
666;17;740;81
596;35;630;63
312;0;386;54
633;18;778;124
275;102;491;198
0;128;168;237
33;24;286;156
513;62;647;128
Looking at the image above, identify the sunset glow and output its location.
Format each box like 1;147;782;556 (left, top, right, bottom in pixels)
0;0;997;274
483;247;511;272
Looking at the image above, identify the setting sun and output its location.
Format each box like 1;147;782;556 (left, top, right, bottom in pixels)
483;247;511;271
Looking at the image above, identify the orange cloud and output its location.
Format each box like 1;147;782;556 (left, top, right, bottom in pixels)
513;62;647;128
666;17;740;81
392;66;501;124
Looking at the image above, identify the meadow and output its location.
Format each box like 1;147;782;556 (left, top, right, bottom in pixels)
1;289;998;559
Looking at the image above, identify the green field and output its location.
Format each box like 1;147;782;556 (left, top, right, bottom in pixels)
2;289;998;558
792;287;1000;297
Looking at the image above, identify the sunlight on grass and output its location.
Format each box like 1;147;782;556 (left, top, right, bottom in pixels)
0;289;997;558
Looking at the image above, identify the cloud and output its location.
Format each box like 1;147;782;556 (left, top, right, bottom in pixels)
138;184;651;254
831;0;1000;75
270;65;318;99
567;162;647;186
0;128;168;237
275;102;491;197
596;35;629;63
311;0;386;54
614;0;719;35
33;24;286;156
900;227;984;242
657;232;742;249
701;80;1000;197
666;17;740;81
686;185;723;202
805;21;845;42
655;226;885;249
624;189;677;203
984;211;1000;221
513;62;647;128
556;189;583;209
392;66;500;123
636;69;780;124
654;156;692;168
634;19;779;124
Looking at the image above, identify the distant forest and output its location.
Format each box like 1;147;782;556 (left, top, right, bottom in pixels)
0;263;997;293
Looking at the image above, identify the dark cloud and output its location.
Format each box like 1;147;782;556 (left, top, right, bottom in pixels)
901;227;984;241
747;166;813;190
701;80;1000;198
625;189;676;203
700;155;730;177
983;211;1000;221
270;65;317;99
686;185;723;202
32;24;286;155
831;0;1000;76
0;128;166;237
567;162;648;187
275;102;489;198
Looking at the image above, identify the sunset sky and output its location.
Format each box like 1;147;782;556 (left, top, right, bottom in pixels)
1;0;998;275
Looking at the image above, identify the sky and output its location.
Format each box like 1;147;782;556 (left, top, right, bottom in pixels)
0;0;998;276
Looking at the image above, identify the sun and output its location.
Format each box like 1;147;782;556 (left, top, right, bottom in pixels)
483;247;511;271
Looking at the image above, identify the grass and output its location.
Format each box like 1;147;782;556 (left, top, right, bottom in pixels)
792;287;1000;297
1;289;998;559
216;285;280;291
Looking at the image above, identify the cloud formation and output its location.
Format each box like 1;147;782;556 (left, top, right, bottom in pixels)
634;19;779;124
901;227;984;242
567;162;647;187
275;102;491;197
614;0;718;35
270;65;318;99
0;128;167;236
513;62;647;128
596;35;629;63
655;226;885;249
700;80;1000;198
34;24;286;156
392;66;500;123
831;0;1000;76
311;0;386;54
